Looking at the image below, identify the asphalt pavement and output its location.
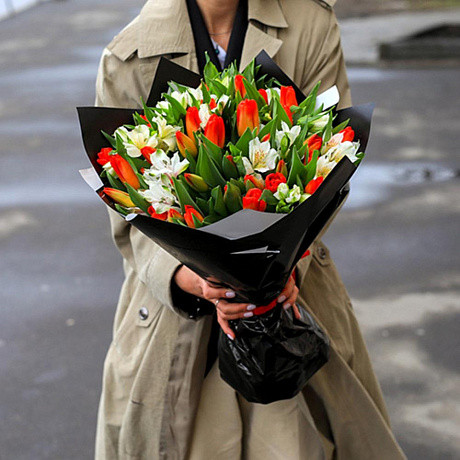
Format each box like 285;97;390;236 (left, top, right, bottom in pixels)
0;1;459;459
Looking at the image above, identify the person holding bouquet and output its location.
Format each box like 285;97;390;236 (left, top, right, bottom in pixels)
93;0;406;458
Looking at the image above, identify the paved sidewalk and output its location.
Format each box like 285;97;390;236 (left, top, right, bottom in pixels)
339;7;460;65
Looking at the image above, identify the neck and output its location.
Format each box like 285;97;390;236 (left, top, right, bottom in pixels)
195;0;239;35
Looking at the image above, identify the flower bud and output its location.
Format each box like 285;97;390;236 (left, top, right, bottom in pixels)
185;106;201;139
235;74;246;98
176;131;198;158
104;188;135;208
167;208;185;223
339;126;355;142
276;159;288;177
223;182;243;214
304;134;323;164
280;86;298;123
184;173;209;192
237;99;259;137
244;174;264;190
305;176;324;195
110;154;141;189
97;147;113;166
204;114;226;148
258;88;268;104
141;146;155;163
184;205;205;228
148;206;168;220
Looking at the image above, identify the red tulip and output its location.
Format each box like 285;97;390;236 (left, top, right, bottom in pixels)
258;88;268;104
244;174;264;190
184;205;204;228
237;99;259;136
340;126;355;142
265;172;287;193
305;176;324;195
110;154;140;189
235;74;246;97
140;115;152;128
140;146;155;163
204;114;225;148
209;98;217;110
176;131;198;157
242;188;267;212
148;206;168;220
96;147;113;166
304;134;323;163
185;106;201;139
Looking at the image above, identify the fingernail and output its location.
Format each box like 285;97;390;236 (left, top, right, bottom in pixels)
278;295;286;303
243;312;254;318
225;291;236;298
247;304;256;311
227;334;234;341
283;303;291;310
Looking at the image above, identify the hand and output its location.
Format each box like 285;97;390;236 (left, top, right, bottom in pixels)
173;266;300;339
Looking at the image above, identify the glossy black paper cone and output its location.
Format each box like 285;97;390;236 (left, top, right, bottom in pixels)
77;51;374;403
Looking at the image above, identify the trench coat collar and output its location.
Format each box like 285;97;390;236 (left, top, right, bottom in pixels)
134;0;287;63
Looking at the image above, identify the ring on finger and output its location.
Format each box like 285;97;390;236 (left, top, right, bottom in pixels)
214;299;221;308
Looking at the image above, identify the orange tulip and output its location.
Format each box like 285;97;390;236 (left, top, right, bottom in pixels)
185;106;201;140
167;208;185;223
104;188;135;208
184;205;204;228
204;114;225;148
258;88;268;104
176;131;198;157
237;99;259;137
280;86;298;123
235;74;246;97
304;134;323;164
110;154;140;189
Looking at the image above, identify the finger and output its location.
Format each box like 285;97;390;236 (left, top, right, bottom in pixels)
217;312;235;340
282;284;299;311
277;275;295;303
215;299;256;317
200;279;236;302
292;303;301;320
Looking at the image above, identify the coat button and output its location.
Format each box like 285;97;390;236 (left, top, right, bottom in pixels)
317;246;327;260
139;307;149;321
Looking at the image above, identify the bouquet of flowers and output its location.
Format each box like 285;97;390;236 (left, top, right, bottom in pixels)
78;52;373;403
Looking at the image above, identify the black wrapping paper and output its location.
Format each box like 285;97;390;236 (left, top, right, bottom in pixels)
77;52;374;403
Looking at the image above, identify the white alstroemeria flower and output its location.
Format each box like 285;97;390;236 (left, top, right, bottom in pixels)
267;87;280;104
286;184;302;204
248;138;279;173
276;121;301;149
140;182;178;214
327;141;360;164
156;100;170;111
322;132;344;154
310;113;330;131
153;116;180;152
199;104;211;129
114;126;129;142
274;182;289;201
170;90;190;108
187;87;203;103
146;150;189;179
316;155;336;178
217;94;230;111
124;125;158;158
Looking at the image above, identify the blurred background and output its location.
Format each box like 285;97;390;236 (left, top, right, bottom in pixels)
0;0;459;458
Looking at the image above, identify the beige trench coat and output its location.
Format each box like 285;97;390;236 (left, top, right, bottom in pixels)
94;0;406;459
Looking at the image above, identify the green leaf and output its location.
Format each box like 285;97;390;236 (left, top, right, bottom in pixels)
273;99;292;128
299;81;321;113
223;181;242;214
332;118;350;134
258;118;277;140
287;147;307;187
203;54;219;83
196;145;226;189
260;189;278;206
323;110;334;143
235;128;254;157
101;130;117;149
114;204;131;216
203;215;222;225
201;81;211;104
241;59;255;82
163;94;187;119
222;155;239;180
107;172;126;191
200;133;223;164
196;197;210;215
172;176;202;214
115;133;127;157
211;186;228;217
243;79;266;110
126;184;151;214
305;151;319;184
136;173;148;189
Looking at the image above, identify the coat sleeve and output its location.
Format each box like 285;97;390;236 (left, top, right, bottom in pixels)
95;48;208;319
